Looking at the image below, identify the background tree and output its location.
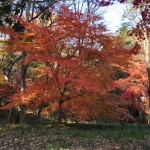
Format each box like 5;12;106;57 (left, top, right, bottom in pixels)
118;0;150;122
0;0;62;123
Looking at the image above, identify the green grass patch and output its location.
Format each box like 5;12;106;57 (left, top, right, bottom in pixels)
1;123;150;149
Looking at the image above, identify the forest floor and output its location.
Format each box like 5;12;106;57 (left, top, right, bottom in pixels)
0;123;150;150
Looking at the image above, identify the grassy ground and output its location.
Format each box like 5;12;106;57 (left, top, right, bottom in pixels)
0;122;150;150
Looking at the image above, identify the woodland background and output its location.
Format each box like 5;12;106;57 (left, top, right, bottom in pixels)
0;0;149;124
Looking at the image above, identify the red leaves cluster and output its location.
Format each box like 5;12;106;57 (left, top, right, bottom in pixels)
116;53;149;114
0;82;19;110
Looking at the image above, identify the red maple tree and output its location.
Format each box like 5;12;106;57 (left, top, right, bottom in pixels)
0;5;132;123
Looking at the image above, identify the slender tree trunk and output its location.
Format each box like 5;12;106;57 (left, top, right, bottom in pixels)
58;99;63;123
143;32;150;124
7;109;12;122
6;68;12;122
37;104;43;122
26;0;32;21
19;51;27;123
19;104;26;123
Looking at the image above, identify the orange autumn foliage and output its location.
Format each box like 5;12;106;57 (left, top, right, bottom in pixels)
0;6;132;122
116;52;149;117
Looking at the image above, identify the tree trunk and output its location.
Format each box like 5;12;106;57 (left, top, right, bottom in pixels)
143;32;150;124
6;69;12;83
37;104;43;122
7;109;12;123
19;51;27;123
58;99;63;123
26;0;32;21
19;0;32;124
19;104;26;123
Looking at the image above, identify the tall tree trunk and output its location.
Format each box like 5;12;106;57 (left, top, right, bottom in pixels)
19;0;32;124
143;32;150;124
19;51;27;123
